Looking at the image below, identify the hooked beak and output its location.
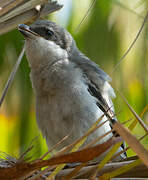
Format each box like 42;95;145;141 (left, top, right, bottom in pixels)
18;24;40;39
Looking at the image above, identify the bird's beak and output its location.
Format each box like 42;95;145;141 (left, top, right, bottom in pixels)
18;24;40;39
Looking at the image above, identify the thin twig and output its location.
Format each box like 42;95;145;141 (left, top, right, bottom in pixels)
112;11;148;72
74;0;96;34
39;133;71;160
19;136;40;162
0;45;25;108
119;92;148;134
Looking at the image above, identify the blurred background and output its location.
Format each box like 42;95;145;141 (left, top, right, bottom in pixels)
0;0;148;159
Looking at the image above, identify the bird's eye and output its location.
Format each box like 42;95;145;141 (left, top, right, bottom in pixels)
46;29;54;36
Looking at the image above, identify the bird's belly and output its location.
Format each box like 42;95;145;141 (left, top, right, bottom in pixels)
36;90;113;149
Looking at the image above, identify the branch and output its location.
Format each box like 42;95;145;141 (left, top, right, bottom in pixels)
0;1;63;35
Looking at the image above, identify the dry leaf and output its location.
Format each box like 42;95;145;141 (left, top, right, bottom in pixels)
0;137;121;179
112;119;148;167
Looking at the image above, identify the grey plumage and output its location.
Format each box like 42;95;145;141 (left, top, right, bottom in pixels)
18;20;126;159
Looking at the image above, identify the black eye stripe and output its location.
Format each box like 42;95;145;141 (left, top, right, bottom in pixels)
30;26;54;37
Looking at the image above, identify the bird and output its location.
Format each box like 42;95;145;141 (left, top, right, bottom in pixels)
18;20;126;160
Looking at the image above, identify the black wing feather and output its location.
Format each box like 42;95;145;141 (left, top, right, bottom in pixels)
87;81;127;158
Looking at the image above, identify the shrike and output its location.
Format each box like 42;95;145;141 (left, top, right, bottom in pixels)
18;20;126;159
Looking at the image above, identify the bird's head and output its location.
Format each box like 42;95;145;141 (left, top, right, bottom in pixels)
18;20;76;68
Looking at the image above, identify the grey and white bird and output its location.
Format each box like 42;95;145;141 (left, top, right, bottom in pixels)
18;20;126;159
